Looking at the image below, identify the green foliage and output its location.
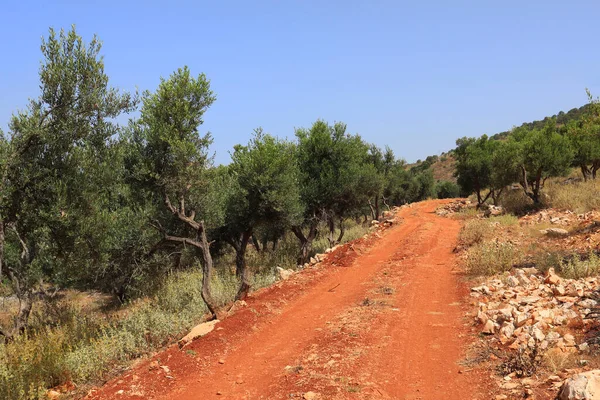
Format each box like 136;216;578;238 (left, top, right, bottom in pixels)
435;180;460;199
454;135;495;204
0;26;137;336
227;130;303;232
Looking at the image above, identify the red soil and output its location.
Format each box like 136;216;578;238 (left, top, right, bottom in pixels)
86;200;493;400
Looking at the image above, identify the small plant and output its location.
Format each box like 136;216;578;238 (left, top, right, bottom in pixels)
498;346;542;378
532;250;564;274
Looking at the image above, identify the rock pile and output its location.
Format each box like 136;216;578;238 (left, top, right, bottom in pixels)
473;268;598;353
435;199;473;216
520;209;600;228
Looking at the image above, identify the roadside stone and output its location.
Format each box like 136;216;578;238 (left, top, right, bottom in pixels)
482;319;496;334
47;390;61;400
178;320;219;348
507;276;520;287
545;268;561;285
542;228;569;237
558;370;600;400
276;267;294;281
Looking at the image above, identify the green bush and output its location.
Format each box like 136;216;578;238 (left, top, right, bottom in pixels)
435;180;460;199
497;188;535;215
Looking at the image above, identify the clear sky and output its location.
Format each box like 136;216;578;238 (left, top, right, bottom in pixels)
1;1;599;164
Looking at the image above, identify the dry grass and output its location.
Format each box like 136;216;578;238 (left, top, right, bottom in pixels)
458;219;493;247
465;241;524;276
543;179;600;213
542;349;580;373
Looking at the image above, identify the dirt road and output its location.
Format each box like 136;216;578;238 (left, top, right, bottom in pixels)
89;200;491;399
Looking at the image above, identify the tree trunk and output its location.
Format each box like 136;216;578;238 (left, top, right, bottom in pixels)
327;215;336;248
374;196;380;221
581;164;591;182
292;223;317;265
0;267;34;340
336;217;345;244
491;187;504;206
233;230;252;301
251;235;261;252
592;160;599;179
197;221;220;320
368;200;376;220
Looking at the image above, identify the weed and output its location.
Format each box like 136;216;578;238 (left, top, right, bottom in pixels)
498;189;534;215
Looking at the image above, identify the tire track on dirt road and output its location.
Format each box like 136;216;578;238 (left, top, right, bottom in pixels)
88;200;491;400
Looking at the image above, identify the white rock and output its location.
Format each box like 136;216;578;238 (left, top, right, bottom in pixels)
276;267;294;281
178;320;219;348
558;370;600;400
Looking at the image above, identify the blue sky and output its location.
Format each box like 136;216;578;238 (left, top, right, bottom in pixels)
1;1;598;164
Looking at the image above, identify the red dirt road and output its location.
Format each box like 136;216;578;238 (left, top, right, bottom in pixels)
88;200;492;400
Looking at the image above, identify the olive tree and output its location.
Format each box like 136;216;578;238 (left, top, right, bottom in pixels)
512;122;574;204
220;130;302;300
0;27;137;338
454;135;494;205
125;66;221;318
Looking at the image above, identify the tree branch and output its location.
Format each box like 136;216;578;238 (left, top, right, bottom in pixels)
164;194;201;230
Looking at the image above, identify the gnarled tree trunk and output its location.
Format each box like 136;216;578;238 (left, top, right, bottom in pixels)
227;230;252;301
291;222;318;265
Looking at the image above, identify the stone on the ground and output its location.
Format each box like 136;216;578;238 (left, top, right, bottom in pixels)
178;320;219;348
47;390;61;400
482;319;496;334
277;267;294;281
558;370;600;400
545;267;561;285
541;228;569;237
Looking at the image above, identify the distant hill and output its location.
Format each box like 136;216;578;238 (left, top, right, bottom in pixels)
412;103;590;183
407;152;456;182
491;103;590;140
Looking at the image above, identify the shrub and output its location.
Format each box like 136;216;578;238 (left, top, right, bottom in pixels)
532;250;564;274
557;252;600;279
498;189;534;215
435;180;460;199
465;241;523;276
458;219;493;247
